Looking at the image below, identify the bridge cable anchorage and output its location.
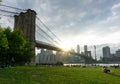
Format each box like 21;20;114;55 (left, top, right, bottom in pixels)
36;30;54;44
36;16;62;43
0;4;27;11
0;9;19;14
36;24;60;45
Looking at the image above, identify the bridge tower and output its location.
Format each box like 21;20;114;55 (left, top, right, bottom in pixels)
14;9;36;63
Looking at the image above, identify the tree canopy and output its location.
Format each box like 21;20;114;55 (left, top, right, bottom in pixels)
0;27;34;66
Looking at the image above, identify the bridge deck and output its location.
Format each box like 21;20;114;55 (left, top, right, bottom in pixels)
35;40;62;51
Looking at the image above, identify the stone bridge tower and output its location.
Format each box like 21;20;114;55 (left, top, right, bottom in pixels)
14;9;36;63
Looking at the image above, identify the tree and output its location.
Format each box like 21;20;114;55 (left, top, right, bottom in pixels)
3;28;12;64
8;29;29;65
0;28;8;49
4;28;34;65
0;27;8;66
0;26;34;66
23;42;34;63
56;61;63;66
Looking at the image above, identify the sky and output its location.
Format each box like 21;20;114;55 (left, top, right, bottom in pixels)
1;0;120;58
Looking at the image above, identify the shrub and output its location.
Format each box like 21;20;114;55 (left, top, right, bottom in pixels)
56;61;63;66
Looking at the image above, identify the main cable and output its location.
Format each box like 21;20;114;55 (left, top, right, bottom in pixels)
36;24;59;45
36;29;54;44
36;16;62;43
0;9;19;14
0;13;14;17
0;4;26;11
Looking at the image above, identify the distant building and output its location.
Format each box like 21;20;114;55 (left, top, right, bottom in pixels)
35;49;57;64
101;47;120;63
39;49;45;63
111;53;116;57
116;49;120;57
36;47;87;64
70;48;75;53
102;46;111;58
84;45;88;56
56;51;70;63
81;52;84;55
87;51;91;57
36;50;72;64
77;44;80;54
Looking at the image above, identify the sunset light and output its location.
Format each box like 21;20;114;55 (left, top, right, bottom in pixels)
1;0;120;83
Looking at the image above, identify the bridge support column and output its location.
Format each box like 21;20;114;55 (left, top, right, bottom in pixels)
14;9;36;64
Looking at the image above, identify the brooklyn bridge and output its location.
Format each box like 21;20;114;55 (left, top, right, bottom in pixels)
0;4;64;50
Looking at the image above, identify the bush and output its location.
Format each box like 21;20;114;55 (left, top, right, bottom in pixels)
56;61;63;66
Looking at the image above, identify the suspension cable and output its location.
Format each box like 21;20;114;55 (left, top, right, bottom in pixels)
0;13;14;17
36;24;59;45
0;9;19;14
0;4;26;11
36;30;53;44
36;16;62;43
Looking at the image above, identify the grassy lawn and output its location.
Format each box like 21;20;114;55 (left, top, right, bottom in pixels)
0;66;120;84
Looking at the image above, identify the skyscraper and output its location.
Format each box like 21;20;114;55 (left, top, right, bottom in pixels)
84;45;88;56
116;49;120;57
77;44;80;54
87;51;92;57
102;46;111;58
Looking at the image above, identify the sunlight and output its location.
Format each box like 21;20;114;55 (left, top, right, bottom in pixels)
59;42;74;51
58;34;101;51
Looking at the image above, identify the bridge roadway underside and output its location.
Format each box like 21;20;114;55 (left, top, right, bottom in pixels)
35;40;62;51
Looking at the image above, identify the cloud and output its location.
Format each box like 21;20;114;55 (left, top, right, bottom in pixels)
1;0;120;59
1;0;120;46
112;2;120;9
0;16;13;28
83;0;93;4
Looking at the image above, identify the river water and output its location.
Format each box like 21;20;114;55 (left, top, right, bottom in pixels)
64;63;120;67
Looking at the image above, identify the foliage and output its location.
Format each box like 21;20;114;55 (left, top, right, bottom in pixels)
8;29;27;65
0;66;120;84
0;27;9;65
0;27;34;66
0;28;8;49
56;61;63;66
20;42;34;64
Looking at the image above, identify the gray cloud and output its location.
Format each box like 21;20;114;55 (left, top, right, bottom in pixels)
1;0;120;45
1;0;120;59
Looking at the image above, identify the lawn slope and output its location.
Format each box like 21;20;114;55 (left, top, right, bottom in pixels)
0;66;120;84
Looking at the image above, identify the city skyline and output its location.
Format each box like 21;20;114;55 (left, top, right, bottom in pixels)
35;43;120;60
74;44;120;60
0;0;120;51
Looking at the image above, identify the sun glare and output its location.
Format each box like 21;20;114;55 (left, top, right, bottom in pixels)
59;42;74;51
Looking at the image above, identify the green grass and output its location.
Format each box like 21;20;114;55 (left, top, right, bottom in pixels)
0;66;120;84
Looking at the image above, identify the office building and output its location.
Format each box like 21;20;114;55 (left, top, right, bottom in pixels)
116;49;120;57
84;45;88;56
35;49;56;64
77;44;80;54
102;46;111;58
87;51;92;57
